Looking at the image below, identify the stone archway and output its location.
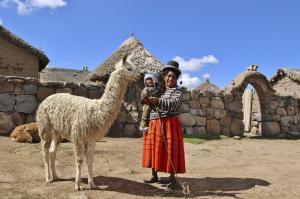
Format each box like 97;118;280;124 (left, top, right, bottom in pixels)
224;70;277;136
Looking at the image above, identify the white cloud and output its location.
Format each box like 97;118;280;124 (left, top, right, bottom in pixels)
181;73;201;90
173;55;219;71
0;0;67;15
0;18;3;25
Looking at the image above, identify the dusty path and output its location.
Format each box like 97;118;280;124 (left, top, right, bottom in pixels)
0;136;300;199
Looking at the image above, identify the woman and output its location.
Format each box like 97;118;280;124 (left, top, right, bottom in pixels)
141;60;186;189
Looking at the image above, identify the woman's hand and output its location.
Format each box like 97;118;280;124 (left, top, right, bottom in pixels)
148;97;159;105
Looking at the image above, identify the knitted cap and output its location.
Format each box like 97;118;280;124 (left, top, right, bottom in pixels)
144;72;159;86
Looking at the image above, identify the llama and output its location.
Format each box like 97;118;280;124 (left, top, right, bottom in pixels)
36;54;140;190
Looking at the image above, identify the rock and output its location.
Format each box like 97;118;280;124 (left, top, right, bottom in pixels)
228;101;243;113
123;124;137;137
0;93;14;112
276;107;287;116
0;112;15;135
23;84;38;94
56;88;73;94
37;87;55;101
194;127;206;135
88;90;101;99
109;123;123;137
281;116;294;126
0;82;14;92
204;108;214;119
206;119;220;135
230;119;244;136
126;111;139;124
272;115;281;122
286;106;295;116
74;87;88;97
117;111;127;123
180;113;197;126
211;97;224;109
189;100;200;109
191;90;200;100
287;132;300;137
190;108;204;116
180;103;190;113
185;127;194;135
182;91;191;101
199;96;210;107
233;136;241;140
15;95;37;113
214;109;226;119
261;122;280;136
196;116;206;126
11;112;25;126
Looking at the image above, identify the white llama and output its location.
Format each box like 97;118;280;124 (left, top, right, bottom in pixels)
36;54;140;190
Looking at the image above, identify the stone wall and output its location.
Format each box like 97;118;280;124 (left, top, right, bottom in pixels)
0;74;299;138
0;37;40;78
0;75;105;135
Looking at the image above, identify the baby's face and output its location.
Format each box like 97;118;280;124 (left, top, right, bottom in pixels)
145;78;154;87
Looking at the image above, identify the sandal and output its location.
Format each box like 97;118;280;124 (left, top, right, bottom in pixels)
166;180;179;190
143;176;159;183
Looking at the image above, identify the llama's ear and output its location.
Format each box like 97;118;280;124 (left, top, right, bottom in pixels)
122;53;129;63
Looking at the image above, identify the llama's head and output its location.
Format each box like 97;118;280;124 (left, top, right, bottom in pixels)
115;53;140;81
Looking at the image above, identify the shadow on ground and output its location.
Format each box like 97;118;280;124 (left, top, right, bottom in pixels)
65;176;270;198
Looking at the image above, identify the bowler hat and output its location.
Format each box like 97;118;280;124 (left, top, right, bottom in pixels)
162;60;181;77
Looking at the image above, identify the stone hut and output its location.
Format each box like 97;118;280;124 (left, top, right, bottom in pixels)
0;25;49;78
270;68;300;98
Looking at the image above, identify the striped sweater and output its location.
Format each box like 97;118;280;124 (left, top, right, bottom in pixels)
150;86;183;119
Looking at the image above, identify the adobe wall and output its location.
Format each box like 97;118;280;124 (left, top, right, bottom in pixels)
0;37;39;78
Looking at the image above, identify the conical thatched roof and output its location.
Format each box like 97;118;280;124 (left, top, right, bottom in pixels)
90;36;163;82
270;68;300;85
0;24;49;70
194;78;221;93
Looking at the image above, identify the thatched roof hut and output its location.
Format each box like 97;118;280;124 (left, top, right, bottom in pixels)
270;68;300;85
40;67;91;83
270;68;300;98
90;36;163;82
194;78;221;93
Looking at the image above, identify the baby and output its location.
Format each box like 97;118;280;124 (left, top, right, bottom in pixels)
140;72;161;132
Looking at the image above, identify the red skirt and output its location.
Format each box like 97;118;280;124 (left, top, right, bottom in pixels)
142;117;186;173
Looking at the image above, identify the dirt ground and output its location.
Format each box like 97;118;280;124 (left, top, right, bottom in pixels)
0;136;300;199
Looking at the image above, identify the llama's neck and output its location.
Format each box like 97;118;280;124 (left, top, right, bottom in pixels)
93;69;129;136
100;69;128;103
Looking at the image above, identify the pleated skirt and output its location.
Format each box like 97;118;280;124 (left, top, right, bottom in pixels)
142;117;186;173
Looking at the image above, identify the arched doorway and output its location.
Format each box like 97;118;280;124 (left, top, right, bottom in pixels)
224;70;276;136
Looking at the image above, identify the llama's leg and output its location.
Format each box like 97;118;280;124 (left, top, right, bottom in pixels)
73;141;84;190
41;138;51;183
49;134;61;181
85;142;97;189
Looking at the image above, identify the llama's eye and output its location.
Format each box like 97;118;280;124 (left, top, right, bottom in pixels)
127;68;132;71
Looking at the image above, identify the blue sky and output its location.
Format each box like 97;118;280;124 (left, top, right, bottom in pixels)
0;0;299;89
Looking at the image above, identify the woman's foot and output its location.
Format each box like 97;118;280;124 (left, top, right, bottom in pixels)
143;176;159;183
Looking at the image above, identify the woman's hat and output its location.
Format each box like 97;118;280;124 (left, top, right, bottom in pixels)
162;60;181;77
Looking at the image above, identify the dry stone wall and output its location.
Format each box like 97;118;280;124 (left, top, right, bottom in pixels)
0;73;299;137
0;75;105;135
